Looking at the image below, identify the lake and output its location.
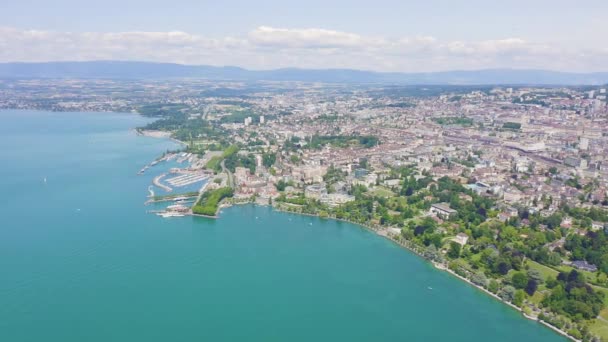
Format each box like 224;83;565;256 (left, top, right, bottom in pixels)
0;110;565;341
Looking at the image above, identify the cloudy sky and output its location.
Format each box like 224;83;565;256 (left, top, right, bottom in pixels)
2;0;607;72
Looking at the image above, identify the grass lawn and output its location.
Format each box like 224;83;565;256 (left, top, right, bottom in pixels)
589;310;608;341
527;260;559;281
592;286;608;306
205;156;222;170
528;287;546;305
556;264;598;280
372;186;395;198
388;197;409;209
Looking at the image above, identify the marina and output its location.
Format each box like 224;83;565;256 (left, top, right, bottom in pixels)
165;172;209;187
137;152;182;175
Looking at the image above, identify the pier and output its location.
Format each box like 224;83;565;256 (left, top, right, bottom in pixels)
152;173;172;192
137;152;179;175
165;172;209;187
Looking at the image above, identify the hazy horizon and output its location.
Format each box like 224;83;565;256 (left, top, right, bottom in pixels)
2;0;607;73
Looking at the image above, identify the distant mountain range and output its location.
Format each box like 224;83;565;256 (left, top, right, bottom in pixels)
1;61;607;85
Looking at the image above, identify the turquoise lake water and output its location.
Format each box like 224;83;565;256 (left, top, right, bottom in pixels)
0;110;565;341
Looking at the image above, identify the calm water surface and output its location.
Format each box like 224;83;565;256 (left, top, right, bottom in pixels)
0;110;565;341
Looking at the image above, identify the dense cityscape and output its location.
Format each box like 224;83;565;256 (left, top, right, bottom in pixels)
3;77;608;340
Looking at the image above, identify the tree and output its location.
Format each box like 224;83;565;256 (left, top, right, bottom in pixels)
471;272;489;287
545;213;563;230
525;279;538;296
262;152;276;168
496;260;511;275
512;272;529;289
500;285;516;302
488;279;499;293
447;242;461;259
526;268;544;284
513;289;526;307
290;155;300;164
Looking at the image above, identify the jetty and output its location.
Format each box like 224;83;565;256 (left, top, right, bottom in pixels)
137;152;179;175
152;173;172;192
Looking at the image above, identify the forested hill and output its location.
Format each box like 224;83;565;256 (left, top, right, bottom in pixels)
1;61;607;85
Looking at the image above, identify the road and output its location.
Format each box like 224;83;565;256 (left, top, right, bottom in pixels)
221;159;234;189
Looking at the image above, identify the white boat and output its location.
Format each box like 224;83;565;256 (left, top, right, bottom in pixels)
167;204;187;210
156;212;185;218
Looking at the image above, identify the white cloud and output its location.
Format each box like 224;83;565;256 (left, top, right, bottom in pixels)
248;26;377;49
0;26;604;72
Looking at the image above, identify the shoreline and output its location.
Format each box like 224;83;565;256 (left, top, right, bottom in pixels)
440;265;579;341
140;131;582;342
223;201;582;342
135;128;187;147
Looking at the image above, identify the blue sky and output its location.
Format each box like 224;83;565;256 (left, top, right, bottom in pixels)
1;0;607;71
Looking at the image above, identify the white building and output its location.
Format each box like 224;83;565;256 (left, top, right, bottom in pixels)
320;193;356;207
452;233;469;246
430;203;457;219
580;137;589;150
305;184;327;200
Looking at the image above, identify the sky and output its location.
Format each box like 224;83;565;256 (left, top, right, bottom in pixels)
1;0;607;72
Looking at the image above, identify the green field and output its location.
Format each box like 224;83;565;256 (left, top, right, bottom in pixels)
205;156;222;170
527;260;559;280
372;186;395;198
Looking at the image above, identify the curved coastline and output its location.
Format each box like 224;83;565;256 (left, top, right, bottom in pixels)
135;128;188;147
0;108;576;342
140;125;578;342
218;201;581;342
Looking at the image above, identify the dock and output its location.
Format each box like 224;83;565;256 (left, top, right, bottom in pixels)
165;173;209;187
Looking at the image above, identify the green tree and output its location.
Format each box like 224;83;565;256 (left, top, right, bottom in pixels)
500;285;516;302
512;272;529;289
447;242;461;259
526;269;544;284
525;279;538;296
513;289;526;307
262;152;276;168
488;279;499;293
